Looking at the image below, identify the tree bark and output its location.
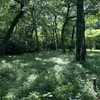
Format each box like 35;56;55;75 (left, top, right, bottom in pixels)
76;0;86;61
54;15;59;50
52;15;58;50
0;4;24;56
69;25;76;51
81;17;86;60
31;8;39;53
61;3;70;53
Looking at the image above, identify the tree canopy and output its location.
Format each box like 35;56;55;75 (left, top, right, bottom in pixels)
0;0;100;60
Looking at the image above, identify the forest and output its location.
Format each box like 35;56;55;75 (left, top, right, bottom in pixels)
0;0;100;100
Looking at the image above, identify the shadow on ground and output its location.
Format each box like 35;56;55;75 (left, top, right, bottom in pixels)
0;50;100;100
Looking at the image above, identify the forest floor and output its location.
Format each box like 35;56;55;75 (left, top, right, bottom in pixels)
0;50;100;100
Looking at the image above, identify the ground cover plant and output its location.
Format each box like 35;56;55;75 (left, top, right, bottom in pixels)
0;50;100;100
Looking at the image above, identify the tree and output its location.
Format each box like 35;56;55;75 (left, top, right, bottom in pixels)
0;1;24;56
1;0;100;56
76;0;86;61
30;6;40;52
61;1;70;53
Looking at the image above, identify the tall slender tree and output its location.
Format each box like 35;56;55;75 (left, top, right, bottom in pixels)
76;0;86;61
61;2;70;53
30;6;40;52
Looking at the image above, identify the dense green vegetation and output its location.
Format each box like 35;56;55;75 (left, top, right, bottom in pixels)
0;0;100;57
1;0;100;100
0;50;100;100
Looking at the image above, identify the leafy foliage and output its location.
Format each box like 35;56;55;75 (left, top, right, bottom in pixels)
86;29;100;49
0;50;100;100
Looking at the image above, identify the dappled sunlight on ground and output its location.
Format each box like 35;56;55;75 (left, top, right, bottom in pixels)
48;57;69;65
35;57;42;61
1;50;100;100
1;59;6;63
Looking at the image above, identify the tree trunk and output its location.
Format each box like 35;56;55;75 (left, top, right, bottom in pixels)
54;15;59;50
0;4;24;56
69;25;75;51
31;8;39;52
34;22;39;52
76;0;86;61
52;15;58;50
55;32;59;50
61;3;70;53
81;17;86;59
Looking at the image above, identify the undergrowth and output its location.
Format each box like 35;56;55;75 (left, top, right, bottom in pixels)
0;50;100;100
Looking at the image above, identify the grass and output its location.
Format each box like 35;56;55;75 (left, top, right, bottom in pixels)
0;50;100;100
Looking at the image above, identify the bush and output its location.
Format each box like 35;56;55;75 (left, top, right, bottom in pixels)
5;39;35;55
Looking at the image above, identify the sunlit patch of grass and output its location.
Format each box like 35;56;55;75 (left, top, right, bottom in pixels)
0;50;100;100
